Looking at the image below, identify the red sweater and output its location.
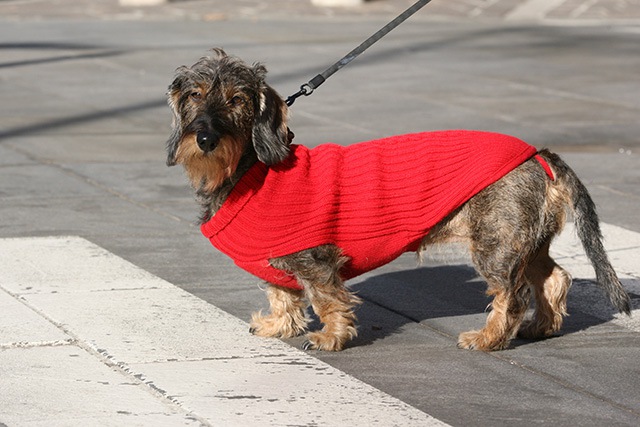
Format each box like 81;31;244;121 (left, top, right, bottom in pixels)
201;131;540;290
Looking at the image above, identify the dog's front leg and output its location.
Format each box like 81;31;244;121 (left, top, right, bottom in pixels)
303;276;361;351
270;245;361;351
250;285;308;338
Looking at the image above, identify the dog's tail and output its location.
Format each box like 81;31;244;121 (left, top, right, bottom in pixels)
541;150;631;315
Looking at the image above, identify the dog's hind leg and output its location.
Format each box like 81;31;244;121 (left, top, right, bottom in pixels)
519;241;572;339
458;217;533;350
250;285;308;338
457;159;553;350
458;278;531;351
270;245;362;351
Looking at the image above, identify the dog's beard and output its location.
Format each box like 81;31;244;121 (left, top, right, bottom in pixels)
176;134;245;193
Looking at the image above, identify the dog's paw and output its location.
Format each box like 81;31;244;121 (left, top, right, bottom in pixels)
250;311;307;338
457;330;481;350
458;330;508;351
301;332;345;352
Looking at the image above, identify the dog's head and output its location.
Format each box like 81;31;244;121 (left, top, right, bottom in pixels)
166;48;292;191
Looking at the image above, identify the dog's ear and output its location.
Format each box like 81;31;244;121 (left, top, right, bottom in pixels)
166;71;188;167
252;73;292;165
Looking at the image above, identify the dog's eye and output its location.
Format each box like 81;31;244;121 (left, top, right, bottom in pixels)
190;91;203;102
227;96;244;107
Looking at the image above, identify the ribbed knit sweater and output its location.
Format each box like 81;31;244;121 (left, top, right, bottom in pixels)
201;130;541;290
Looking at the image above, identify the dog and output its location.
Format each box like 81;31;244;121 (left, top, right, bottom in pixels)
166;48;631;352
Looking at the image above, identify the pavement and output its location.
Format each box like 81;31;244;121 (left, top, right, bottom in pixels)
1;0;640;426
2;0;640;22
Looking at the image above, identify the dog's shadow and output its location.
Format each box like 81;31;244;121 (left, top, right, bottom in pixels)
344;264;492;349
300;262;631;351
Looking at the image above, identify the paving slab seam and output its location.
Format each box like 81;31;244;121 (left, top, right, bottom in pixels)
95;368;214;426
503;81;640;111
356;286;639;418
349;221;640;421
1;236;447;425
8;326;214;426
368;292;640;418
486;349;640;418
3;10;640;26
0;338;76;350
100;352;299;365
0;98;166;140
555;251;640;279
0;285;78;344
3;140;190;227
75;341;218;427
56;162;190;225
90;352;213;425
596;184;640;201
0;283;210;425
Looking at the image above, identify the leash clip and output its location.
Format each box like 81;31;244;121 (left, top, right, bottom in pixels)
300;83;314;97
285;83;315;107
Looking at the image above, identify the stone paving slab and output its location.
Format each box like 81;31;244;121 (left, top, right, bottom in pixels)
1;0;640;22
1;7;639;426
0;346;200;426
1;226;638;425
0;291;71;346
0;236;447;426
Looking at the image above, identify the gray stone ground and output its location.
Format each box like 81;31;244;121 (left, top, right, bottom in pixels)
1;0;639;426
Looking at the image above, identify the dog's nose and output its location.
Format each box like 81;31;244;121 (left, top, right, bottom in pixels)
196;131;218;153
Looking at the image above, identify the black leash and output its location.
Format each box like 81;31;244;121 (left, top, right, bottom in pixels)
285;0;434;107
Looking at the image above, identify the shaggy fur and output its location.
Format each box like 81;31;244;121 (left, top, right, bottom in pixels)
166;48;631;351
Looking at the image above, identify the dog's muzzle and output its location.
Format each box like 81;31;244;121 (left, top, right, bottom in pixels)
196;131;219;153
